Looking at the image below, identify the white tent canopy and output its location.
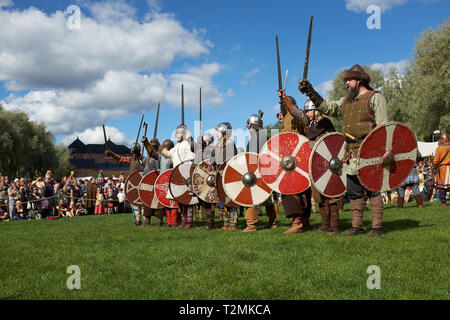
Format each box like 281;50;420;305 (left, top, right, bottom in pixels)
417;141;438;157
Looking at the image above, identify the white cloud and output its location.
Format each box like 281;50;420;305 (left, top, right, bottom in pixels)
371;59;410;75
0;3;210;90
147;0;162;12
62;126;130;146
0;2;225;137
317;80;334;97
345;0;408;12
241;68;260;85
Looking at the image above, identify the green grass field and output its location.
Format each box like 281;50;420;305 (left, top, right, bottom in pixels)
0;202;448;300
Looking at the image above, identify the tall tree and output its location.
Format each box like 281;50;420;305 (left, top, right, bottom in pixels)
389;19;450;141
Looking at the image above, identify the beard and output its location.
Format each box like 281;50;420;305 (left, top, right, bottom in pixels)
344;85;359;102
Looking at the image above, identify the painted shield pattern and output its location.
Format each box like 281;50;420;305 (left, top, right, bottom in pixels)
309;132;347;197
154;169;179;209
138;170;163;209
192;160;219;203
223;152;272;207
216;162;239;208
357;122;417;192
125;170;145;207
169;160;199;205
258;132;311;195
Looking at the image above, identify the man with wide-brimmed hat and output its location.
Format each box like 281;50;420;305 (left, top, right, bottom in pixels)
298;64;388;237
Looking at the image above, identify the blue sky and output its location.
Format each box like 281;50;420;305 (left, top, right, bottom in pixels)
0;0;448;149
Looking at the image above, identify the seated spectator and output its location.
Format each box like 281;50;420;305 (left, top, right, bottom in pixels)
67;200;77;218
76;201;88;216
13;201;29;221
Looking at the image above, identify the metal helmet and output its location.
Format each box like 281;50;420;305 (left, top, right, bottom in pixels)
202;133;214;144
162;139;174;150
304;98;316;111
247;112;263;129
215;122;232;136
130;143;141;154
176;124;192;139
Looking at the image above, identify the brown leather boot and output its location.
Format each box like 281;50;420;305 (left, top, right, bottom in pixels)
367;228;383;237
205;210;214;230
397;197;405;208
265;205;278;229
242;207;258;232
414;194;424;208
328;202;340;235
142;216;150;227
342;227;364;237
370;194;384;232
283;223;304;234
314;206;330;234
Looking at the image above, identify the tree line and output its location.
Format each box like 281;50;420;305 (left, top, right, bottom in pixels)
0;105;73;179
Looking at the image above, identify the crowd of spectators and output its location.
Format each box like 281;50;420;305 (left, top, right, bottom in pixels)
0;170;128;222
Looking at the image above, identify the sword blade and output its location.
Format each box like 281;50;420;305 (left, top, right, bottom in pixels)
276;35;283;90
153;102;160;139
135;114;144;146
303;16;313;80
284;69;288;91
102;125;109;151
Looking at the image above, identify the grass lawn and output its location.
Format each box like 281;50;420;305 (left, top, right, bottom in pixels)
0;201;448;300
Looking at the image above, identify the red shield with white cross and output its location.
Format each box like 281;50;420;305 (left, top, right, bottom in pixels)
138;171;163;209
169;160;199;205
223;152;272;207
216;162;239;208
258;132;311;195
309;132;347;198
125;170;145;207
192;160;219;203
154;169;179;209
357;122;417;192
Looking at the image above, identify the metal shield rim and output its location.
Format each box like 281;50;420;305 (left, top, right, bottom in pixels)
154;169;179;209
138;170;163;209
258;132;311;195
125;170;145;207
357;121;418;192
223;152;271;207
308;132;347;198
169;159;199;205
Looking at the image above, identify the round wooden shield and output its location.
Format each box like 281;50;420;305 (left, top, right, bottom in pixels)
154;169;179;209
192;160;219;203
309;132;347;197
216;162;239;208
258;132;311;195
125;170;145;207
169;160;199;205
357;122;418;192
138;170;163;209
223;152;272;207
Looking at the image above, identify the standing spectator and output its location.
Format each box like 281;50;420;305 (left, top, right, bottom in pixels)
86;178;99;215
433;131;450;206
29;188;42;219
117;185;125;213
7;181;19;220
105;188;116;214
0;176;9;217
423;160;434;202
94;188;105;215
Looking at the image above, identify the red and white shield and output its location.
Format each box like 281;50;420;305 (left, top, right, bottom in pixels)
216;162;239;208
357;122;418;192
192;160;219;203
309;132;347;197
169;160;199;205
258;132;311;195
223;152;272;207
125;170;145;207
138;171;163;209
154;169;179;209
